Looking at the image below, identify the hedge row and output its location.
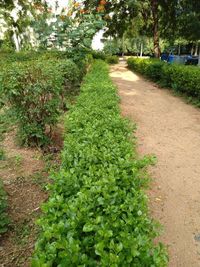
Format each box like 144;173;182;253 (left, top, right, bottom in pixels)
0;58;81;146
0;50;69;63
127;58;200;101
32;60;168;266
91;50;119;64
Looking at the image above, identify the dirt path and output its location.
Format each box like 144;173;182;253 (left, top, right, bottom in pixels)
110;61;200;267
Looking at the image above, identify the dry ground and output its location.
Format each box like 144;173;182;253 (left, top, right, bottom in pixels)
0;126;63;267
110;61;200;267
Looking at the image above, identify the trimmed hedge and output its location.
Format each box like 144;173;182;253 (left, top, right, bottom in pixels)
91;50;119;65
127;58;200;101
0;51;69;63
106;55;119;64
32;60;168;266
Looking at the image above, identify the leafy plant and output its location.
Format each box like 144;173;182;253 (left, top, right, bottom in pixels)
91;50;106;60
106;55;119;64
1;58;81;147
103;39;120;55
0;180;10;234
0;148;5;160
1;59;62;146
32;60;168;266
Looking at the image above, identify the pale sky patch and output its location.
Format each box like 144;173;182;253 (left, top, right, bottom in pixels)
47;0;69;9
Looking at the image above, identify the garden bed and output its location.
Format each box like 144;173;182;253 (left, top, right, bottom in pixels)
32;60;168;266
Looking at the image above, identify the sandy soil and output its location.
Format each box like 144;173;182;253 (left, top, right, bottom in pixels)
110;61;200;267
0;126;63;267
0;130;48;267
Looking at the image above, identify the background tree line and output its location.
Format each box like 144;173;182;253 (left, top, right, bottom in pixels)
0;0;199;59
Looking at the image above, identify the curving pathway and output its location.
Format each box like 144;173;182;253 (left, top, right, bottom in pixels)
110;61;200;267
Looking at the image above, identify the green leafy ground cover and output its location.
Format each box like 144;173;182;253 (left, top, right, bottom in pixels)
32;60;168;267
127;58;200;105
0;180;10;234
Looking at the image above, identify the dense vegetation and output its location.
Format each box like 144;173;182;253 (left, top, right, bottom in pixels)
0;180;10;234
1;0;199;265
0;55;82;146
127;58;200;102
32;60;168;266
83;0;200;59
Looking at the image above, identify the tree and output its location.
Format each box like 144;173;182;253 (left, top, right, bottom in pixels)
31;1;105;53
82;0;179;57
0;0;45;50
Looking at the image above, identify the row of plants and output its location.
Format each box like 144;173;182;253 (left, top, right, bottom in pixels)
32;60;168;266
127;58;200;101
0;49;118;148
91;50;119;64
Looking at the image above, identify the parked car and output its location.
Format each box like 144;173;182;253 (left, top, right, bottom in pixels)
185;56;199;65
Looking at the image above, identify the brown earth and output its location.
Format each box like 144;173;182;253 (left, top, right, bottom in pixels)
0;126;63;267
0;129;47;267
110;61;200;267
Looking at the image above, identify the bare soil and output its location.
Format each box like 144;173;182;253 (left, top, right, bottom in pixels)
0;126;63;267
110;61;200;267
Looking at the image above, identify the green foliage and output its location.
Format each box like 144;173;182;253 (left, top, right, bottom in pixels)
85;53;94;65
0;108;15;141
1;58;80;147
106;55;119;64
91;50;106;60
103;40;120;55
58;59;80;89
127;58;200;101
0;51;40;62
0;180;10;234
0;148;5;160
32;60;168;266
0;51;69;63
1;0;46;51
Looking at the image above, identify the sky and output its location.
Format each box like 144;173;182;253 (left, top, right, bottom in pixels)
47;0;69;9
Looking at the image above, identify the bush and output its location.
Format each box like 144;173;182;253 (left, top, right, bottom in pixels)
127;58;200;100
0;51;69;63
0;180;10;234
106;55;119;64
57;59;81;109
32;60;168;266
91;50;106;60
58;59;80;88
85;53;94;65
1;58;80;146
103;40;120;55
0;51;41;63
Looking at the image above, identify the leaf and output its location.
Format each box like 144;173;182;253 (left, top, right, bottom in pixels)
83;223;94;232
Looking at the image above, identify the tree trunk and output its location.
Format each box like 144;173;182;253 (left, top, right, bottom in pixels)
140;42;143;57
122;33;125;58
178;44;181;56
151;0;160;58
13;30;20;51
194;43;198;56
191;44;194;55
